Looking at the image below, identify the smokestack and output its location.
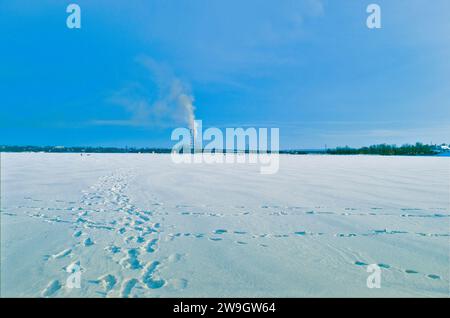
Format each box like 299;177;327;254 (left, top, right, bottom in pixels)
189;128;195;153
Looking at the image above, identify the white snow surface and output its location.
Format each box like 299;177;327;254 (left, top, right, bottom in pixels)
1;153;449;297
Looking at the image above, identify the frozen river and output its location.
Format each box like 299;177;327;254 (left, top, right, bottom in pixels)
1;153;448;297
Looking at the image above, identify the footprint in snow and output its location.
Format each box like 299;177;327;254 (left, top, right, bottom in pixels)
141;261;166;289
214;229;227;234
120;278;138;298
41;280;62;297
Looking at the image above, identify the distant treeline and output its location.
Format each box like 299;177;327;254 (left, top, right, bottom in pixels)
0;145;293;154
0;143;447;156
326;143;440;156
0;145;172;153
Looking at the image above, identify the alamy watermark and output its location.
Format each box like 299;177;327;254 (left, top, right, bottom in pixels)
66;4;81;29
367;4;382;29
170;120;280;174
65;4;381;30
66;262;82;289
366;264;381;289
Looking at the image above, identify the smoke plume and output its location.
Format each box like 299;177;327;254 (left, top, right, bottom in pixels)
94;56;197;131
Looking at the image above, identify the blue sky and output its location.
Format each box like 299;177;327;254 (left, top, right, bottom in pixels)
1;0;449;149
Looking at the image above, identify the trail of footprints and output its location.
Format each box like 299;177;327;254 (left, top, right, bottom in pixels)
168;204;449;244
7;170;187;297
162;227;445;282
353;261;441;280
165;205;448;284
2;180;448;296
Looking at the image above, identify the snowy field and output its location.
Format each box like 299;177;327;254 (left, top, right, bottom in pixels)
0;153;449;297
